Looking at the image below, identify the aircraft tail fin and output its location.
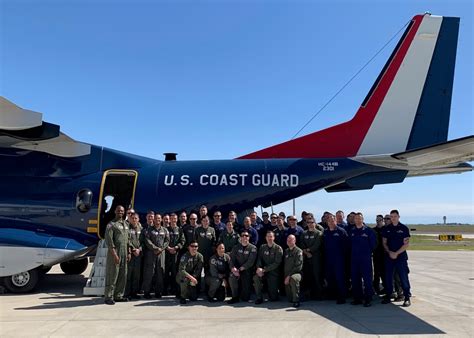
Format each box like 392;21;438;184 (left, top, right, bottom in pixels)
239;14;460;159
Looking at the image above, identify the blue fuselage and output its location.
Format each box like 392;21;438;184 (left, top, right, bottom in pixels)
0;144;402;251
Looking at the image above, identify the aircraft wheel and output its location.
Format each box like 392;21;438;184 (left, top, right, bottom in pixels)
4;269;39;293
60;258;88;275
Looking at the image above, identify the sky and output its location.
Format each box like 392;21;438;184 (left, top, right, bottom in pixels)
1;0;472;224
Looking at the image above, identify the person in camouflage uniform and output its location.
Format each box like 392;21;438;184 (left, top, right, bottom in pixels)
206;243;231;302
124;212;142;300
176;241;203;304
300;216;324;300
228;230;257;303
165;213;185;296
284;234;303;308
143;213;169;299
254;231;283;304
104;205;129;305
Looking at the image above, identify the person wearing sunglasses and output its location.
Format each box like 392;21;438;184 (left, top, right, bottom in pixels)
182;213;199;251
125;208;135;222
228;231;257;304
211;211;226;239
176;241;203;305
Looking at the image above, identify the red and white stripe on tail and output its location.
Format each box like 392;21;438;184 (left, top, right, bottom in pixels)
239;14;456;159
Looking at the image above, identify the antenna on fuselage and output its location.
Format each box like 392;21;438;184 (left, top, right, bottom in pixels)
164;153;177;161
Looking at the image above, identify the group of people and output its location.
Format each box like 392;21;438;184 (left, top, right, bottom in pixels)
103;205;411;308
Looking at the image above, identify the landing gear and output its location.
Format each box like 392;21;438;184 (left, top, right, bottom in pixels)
3;269;39;293
60;258;89;275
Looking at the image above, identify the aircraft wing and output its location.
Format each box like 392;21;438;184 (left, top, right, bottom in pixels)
352;136;474;176
0;97;91;157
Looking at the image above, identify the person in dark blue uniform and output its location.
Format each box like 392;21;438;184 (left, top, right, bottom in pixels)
381;209;411;307
335;210;348;230
242;216;259;246
350;212;376;307
211;211;226;239
286;216;304;246
323;214;349;304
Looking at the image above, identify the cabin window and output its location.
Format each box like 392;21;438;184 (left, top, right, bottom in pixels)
76;189;93;213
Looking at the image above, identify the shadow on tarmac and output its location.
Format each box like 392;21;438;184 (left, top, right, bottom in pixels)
10;272;444;335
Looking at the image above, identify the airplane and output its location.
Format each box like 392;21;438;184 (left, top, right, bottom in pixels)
0;13;473;293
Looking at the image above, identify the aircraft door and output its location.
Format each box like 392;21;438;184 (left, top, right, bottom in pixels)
97;170;138;238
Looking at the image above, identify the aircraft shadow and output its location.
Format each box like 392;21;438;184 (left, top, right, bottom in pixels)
15;298;101;310
134;295;444;335
8;271;445;335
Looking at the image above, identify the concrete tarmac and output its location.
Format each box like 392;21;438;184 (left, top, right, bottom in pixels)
1;251;473;337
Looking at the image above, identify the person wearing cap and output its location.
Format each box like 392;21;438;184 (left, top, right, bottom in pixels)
228;230;257;303
176;241;203;304
254;231;283;304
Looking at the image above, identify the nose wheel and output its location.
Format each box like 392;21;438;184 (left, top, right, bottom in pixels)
11;271;31;287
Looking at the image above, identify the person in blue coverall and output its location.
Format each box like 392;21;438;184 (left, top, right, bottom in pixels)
350;212;376;307
381;209;412;307
323;213;349;304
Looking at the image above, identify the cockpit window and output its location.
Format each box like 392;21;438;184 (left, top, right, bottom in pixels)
76;189;93;213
